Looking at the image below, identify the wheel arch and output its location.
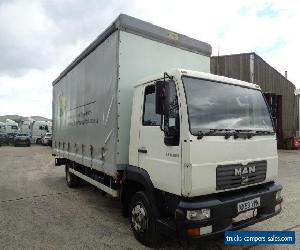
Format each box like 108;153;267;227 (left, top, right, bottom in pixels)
120;165;158;217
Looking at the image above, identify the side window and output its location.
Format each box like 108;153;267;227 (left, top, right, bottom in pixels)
168;81;179;124
143;84;161;126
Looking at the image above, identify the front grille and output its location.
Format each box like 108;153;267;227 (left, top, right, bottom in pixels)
216;160;267;190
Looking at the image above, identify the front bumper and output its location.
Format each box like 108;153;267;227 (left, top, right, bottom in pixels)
157;182;282;239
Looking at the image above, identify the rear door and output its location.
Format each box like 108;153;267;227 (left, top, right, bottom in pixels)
138;81;182;195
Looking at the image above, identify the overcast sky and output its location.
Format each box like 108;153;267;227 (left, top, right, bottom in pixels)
0;0;298;119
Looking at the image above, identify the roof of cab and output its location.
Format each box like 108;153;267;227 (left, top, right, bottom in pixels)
135;69;261;90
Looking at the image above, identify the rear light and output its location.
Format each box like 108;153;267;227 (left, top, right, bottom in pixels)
187;225;212;237
187;228;200;237
201;225;212;235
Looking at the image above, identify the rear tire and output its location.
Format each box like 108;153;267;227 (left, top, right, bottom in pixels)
129;191;160;247
65;164;79;188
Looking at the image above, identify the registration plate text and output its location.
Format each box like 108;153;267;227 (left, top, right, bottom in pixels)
237;197;260;212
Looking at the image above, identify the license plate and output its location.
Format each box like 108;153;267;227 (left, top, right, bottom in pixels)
237;197;260;212
233;209;257;223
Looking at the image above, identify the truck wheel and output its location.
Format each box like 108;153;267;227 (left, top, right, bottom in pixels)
65;165;78;188
129;191;159;247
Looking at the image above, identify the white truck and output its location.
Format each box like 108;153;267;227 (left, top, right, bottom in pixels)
31;120;50;143
20;120;31;134
52;14;282;246
0;122;6;133
5;119;19;135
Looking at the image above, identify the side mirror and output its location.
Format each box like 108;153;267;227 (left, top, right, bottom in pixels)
155;81;169;115
155;79;179;146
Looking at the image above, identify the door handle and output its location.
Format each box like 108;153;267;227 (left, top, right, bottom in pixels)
138;148;148;154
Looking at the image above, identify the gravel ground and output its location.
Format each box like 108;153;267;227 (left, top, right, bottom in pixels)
0;145;299;249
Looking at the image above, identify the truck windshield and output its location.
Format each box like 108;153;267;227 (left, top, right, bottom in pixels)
182;76;274;135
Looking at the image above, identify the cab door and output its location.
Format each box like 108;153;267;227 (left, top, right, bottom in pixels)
138;81;182;195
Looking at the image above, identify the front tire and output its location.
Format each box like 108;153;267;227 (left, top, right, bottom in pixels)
65;164;79;188
129;191;159;247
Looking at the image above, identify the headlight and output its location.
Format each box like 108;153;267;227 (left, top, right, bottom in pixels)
186;208;211;221
276;190;282;201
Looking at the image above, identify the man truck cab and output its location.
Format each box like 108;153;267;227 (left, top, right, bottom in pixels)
20;120;31;134
131;69;278;196
126;69;282;244
5;119;19;135
31;121;50;143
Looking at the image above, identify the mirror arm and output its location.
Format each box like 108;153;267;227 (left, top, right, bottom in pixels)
164;72;173;82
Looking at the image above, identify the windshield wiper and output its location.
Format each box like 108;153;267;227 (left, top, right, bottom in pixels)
253;130;274;135
196;129;274;140
231;129;274;139
197;129;228;139
230;129;253;139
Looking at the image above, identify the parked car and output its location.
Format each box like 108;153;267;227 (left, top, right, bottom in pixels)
42;133;52;146
14;133;31;147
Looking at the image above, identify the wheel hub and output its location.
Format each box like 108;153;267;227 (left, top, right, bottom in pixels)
131;203;148;233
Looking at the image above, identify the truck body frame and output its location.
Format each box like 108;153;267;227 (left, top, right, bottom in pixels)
52;14;211;195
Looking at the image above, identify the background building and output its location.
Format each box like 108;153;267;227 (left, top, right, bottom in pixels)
211;52;296;148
